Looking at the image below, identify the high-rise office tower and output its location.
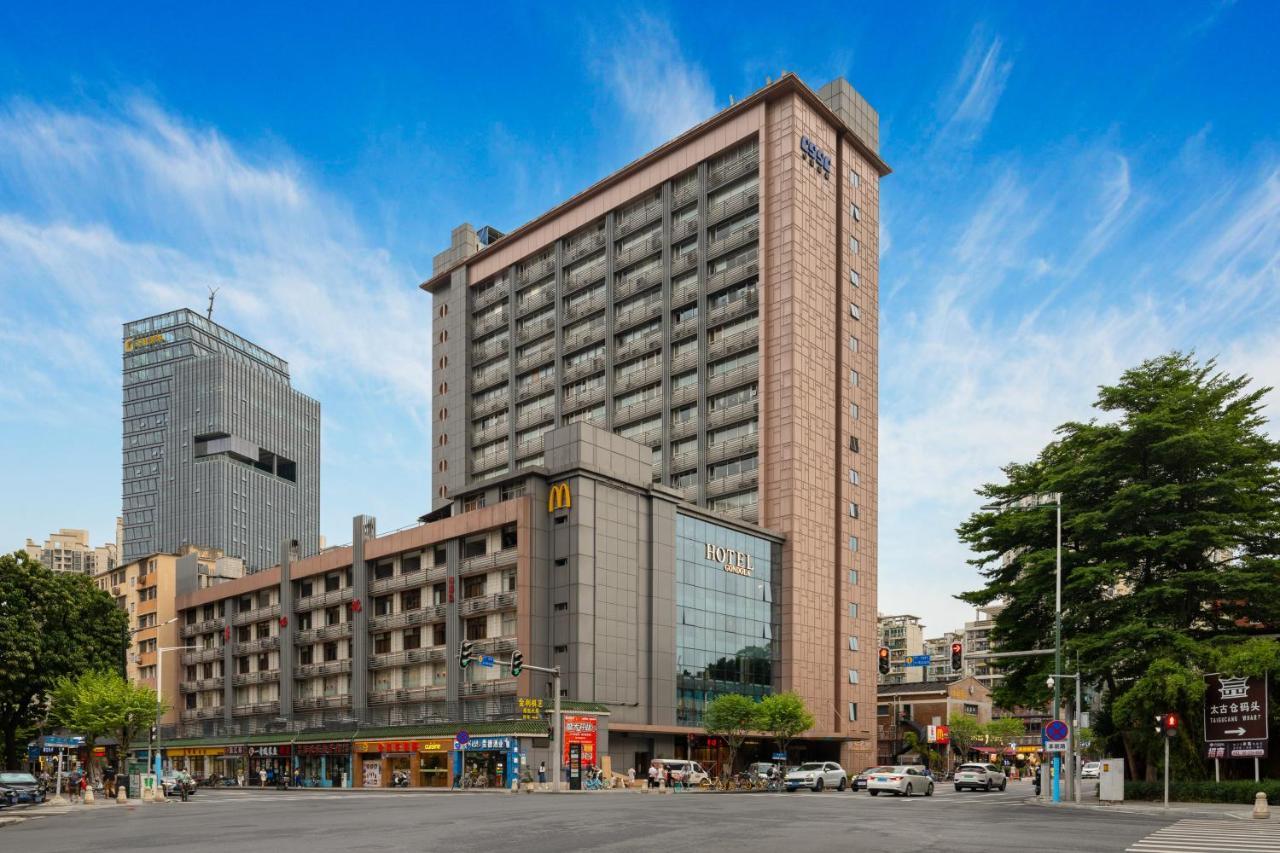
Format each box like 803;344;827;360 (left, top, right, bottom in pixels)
423;74;886;768
121;309;320;570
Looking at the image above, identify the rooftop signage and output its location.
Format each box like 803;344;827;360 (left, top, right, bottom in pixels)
124;331;172;352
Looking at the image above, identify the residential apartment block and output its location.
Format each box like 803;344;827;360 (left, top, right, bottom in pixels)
23;522;120;575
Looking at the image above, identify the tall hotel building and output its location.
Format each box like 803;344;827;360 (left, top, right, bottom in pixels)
122;309;320;571
423;73;887;770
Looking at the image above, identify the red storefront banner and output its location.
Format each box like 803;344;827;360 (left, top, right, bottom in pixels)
562;715;597;766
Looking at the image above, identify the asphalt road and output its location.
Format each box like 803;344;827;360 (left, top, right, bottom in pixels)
0;784;1228;853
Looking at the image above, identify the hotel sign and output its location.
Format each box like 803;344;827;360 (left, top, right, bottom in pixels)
124;331;172;352
547;482;571;512
705;543;755;577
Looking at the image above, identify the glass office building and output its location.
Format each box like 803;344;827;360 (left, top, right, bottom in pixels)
675;513;780;725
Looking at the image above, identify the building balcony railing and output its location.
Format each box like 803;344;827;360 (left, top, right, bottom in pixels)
460;590;517;616
370;571;428;597
706;358;759;397
671;276;699;308
231;701;280;718
615;331;662;364
295;659;352;679
369;685;448;706
232;670;280;687
472;394;509;419
236;635;280;655
369;646;448;670
563;322;606;352
669;382;699;408
516;404;554;430
708;187;760;225
461;678;519;697
470;449;511;476
516;316;556;344
295;587;353;612
293;621;352;645
471;364;509;393
706;432;759;466
517;339;556;369
515;258;555;286
561;381;605;410
461;548;518;576
671;250;698;277
515;287;554;317
614;395;663;427
707;399;759;432
563;230;605;264
564;258;605;290
232;603;281;627
615;233;663;270
614;362;663;394
472;310;509;339
515;374;555;401
182;706;225;721
670;417;699;441
618;424;662;450
614;268;661;302
293;695;351;712
671;215;698;241
712;500;759;525
515;436;544;459
706;224;759;263
473;636;518;655
563;292;606;323
472;419;510;446
707;326;758;363
472;282;509;312
563;355;605;383
179;677;224;693
706;468;758;499
180;617;226;638
672;181;699;208
671;446;699;472
707;153;757;189
669;345;699;374
614;297;662;332
182;647;225;666
368;602;447;632
705;258;758;295
707;291;758;327
616;201;662;237
472;337;510;365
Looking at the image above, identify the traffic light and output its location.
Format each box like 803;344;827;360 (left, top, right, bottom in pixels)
459;639;474;670
510;650;524;677
878;647;890;675
1163;713;1179;738
950;641;963;672
1154;714;1165;736
149;725;157;742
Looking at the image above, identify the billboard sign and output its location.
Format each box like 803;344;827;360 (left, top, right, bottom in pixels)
1204;673;1268;743
562;715;598;766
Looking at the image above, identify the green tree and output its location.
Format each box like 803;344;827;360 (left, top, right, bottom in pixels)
984;716;1025;747
756;692;814;766
0;552;129;770
957;353;1280;780
703;693;759;777
49;670;165;781
947;713;983;756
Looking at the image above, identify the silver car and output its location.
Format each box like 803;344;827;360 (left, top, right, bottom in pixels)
954;763;1007;792
785;761;847;792
1082;762;1100;779
867;765;934;797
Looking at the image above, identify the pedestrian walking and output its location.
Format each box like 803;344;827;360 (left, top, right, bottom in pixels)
537;761;546;785
258;768;266;788
648;763;658;789
75;773;88;803
627;766;636;787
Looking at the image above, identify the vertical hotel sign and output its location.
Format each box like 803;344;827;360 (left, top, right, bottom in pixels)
548;482;571;513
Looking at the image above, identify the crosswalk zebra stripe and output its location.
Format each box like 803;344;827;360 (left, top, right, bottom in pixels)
1125;818;1280;853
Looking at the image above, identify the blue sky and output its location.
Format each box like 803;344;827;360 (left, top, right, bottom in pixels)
1;2;1277;634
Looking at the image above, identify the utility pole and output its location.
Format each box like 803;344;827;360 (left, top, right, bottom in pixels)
1163;735;1170;810
518;662;562;792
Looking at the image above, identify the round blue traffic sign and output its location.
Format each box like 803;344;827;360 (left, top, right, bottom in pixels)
456;730;470;746
1044;719;1069;742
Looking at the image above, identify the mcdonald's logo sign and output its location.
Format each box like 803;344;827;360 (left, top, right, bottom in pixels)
547;482;571;513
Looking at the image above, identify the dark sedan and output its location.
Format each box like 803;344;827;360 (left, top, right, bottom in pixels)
0;772;46;805
852;766;890;791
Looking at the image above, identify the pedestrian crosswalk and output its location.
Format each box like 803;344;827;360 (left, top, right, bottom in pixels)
1126;818;1280;852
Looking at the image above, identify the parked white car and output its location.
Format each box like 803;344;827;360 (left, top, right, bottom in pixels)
649;759;710;786
867;765;934;797
954;763;1007;792
785;761;847;792
1081;762;1101;779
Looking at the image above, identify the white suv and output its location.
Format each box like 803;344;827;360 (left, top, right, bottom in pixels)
785;762;847;792
954;763;1007;792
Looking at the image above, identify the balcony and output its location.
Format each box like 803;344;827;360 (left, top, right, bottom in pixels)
669;345;699;374
474;636;518;656
670;382;699;408
708;187;760;225
707;153;757;189
471;363;509;393
707;224;759;262
515;286;554;317
671;216;698;241
565;257;605;290
515;435;544;459
295;659;352;679
516;315;556;344
564;321;606;352
564;230;605;264
294;622;354;644
472;309;509;338
470;448;510;476
182;706;224;721
615;362;663;394
706;468;758;498
707;399;758;431
713;501;759;525
179;677;224;693
461;678;519;697
707;432;759;466
615;268;661;302
516;404;553;430
461;548;518;575
232;670;280;687
614;395;663;426
461;590;517;616
517;340;555;369
670;417;698;441
515;373;554;401
368;602;447;631
471;336;510;365
671;445;699;472
704;259;758;294
671;276;699;307
182;647;225;666
615;233;662;270
563;354;605;383
472;393;509;419
707;358;759;396
707;326;758;362
515;258;555;286
237;635;281;655
232;603;281;627
707;290;758;327
617;423;662;449
671;250;698;277
370;571;428;597
472;418;510;446
369;685;448;706
231;701;280;718
562;381;605;410
180;617;225;638
564;291;606;324
472;282;509;312
616;200;662;237
615;330;662;363
294;587;353;612
615;296;662;332
673;181;699;208
369;646;448;670
293;695;351;712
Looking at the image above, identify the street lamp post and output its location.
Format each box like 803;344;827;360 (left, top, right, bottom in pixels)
154;642;196;795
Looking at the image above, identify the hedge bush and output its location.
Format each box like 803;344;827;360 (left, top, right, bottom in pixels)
1125;779;1280;804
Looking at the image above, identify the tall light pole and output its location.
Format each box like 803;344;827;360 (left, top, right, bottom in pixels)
154;641;196;791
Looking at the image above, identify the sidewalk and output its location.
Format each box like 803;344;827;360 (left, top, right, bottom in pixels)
1026;795;1258;821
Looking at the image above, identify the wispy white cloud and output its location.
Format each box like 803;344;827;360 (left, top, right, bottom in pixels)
935;30;1014;146
591;14;717;150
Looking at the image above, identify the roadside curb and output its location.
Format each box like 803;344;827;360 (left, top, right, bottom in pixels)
1025;796;1254;821
0;816;26;828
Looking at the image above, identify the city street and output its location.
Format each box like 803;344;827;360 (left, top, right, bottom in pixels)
4;785;1271;853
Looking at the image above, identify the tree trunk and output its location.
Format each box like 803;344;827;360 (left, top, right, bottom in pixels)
3;721;17;772
1119;731;1140;781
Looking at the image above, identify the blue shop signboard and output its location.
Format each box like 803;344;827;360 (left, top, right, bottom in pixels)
455;736;516;752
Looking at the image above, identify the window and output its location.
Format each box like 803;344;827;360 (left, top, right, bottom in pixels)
502;569;517;592
851;403;860;420
403;629;421;651
849;702;859;721
238;658;250;675
433;624;446;646
849;569;858;585
325;606;340;626
323;642;338;662
850;436;860;453
965;703;980;716
850;370;859;387
501;526;518;549
850;536;859;553
463;538;486;558
434;547;447;566
374;561;394;580
299;580;313;599
851;203;861;222
671;370;697;392
402;589;421;611
237;626;250;643
401;553;421;574
554;602;569;612
433;583;447;606
324;573;340;593
849;236;860;255
299;646;313;666
849;636;859;651
850;269;860;288
848;669;859;684
374;633;391;655
849;303;861;320
463;576;486;599
850;336;859;353
849;503;860;519
849;603;859;619
850;169;861;188
465;618;487;641
849;469;860;485
374;595;392;616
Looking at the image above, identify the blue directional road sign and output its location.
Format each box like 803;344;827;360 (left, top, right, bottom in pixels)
480;655;495;668
44;735;84;748
908;655;932;667
1044;719;1070;742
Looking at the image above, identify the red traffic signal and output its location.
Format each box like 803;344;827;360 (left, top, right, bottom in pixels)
1164;713;1179;737
950;641;963;672
878;647;891;675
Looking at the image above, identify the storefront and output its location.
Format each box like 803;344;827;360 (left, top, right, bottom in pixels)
355;739;421;788
417;739;453;788
167;747;224;779
294;741;352;788
452;736;518;789
224;744;292;784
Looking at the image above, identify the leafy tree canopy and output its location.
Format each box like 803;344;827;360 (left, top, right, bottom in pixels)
756;692;815;764
49;670;163;779
957;353;1280;779
702;693;760;775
